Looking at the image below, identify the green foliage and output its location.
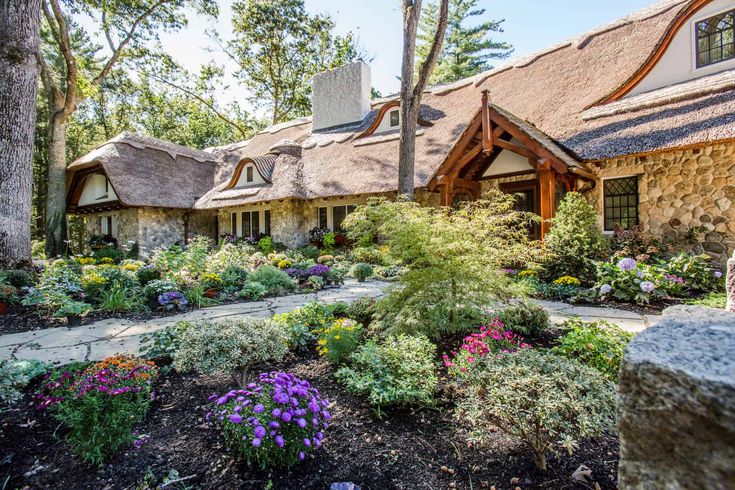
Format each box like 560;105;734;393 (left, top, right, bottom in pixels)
595;259;666;304
257;236;273;253
685;291;727;309
183;282;218;308
349;263;373;282
135;265;161;286
248;265;295;296
610;225;668;262
497;301;550;337
349;247;383;265
542;192;608;284
99;286;145;313
346;297;377;327
658;252;723;292
53;299;93;318
344;192;541;338
221;266;249;290
458;350;616;470
1;359;49;406
273;301;334;351
515;276;580;301
416;0;512;84
93;246;127;264
173;318;289;387
142;279;179;300
0;269;35;288
0;283;18;304
316;318;363;365
326;301;349;317
553;319;634;380
336;334;437;411
240;281;268;301
140;321;197;361
307;275;325;290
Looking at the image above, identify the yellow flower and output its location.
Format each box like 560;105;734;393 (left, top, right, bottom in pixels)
553;276;581;286
517;270;537;278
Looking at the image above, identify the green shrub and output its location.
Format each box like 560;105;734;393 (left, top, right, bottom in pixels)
294;245;320;260
140;321;197;360
1;269;34;288
248;265;295;296
240;281;268;301
595;259;666;304
317;318;363;365
458;350;616;470
346;297;376;327
349;247;383;265
497;301;550;337
173;318;289;387
685;291;727;309
99;286;144;313
221;265;249;290
53;299;93;318
183;283;218;308
516;276;580;301
36;355;157;465
31;240;46;259
326;301;349;317
135;265;161;286
553;319;634;380
349;263;373;282
336;334;437;411
541;192;608;284
273;302;334;351
658;252;723;292
257;236;273;254
93;246;126;264
307;275;325;290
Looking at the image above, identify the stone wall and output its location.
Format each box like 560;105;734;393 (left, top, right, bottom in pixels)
83;208;138;250
617;305;735;488
588;143;735;265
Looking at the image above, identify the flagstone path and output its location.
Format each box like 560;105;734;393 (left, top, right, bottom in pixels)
0;280;661;365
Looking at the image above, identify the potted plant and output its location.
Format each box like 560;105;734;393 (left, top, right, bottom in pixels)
308;227;330;247
54;299;93;326
0;283;18;315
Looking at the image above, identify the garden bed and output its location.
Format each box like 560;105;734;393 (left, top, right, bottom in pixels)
1;349;619;490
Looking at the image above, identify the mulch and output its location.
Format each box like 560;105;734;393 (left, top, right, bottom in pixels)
0;349;619;490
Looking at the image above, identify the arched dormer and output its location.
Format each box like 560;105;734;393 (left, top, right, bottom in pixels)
225;154;277;190
356;100;434;139
67;168;122;213
600;0;735;102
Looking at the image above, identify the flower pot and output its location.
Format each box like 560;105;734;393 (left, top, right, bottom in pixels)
0;302;7;315
66;315;83;327
204;288;218;298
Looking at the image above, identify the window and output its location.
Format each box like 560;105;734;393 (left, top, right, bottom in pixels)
603;177;639;231
231;212;237;236
264;210;271;236
332;205;356;232
98;177;109;200
100;216;115;237
317;207;328;229
246;165;254;183
696;9;735;68
389;109;400;127
241;211;260;237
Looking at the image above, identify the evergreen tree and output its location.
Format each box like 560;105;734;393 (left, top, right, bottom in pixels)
417;0;513;85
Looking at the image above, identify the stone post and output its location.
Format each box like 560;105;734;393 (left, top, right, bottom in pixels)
727;251;735;313
617;305;735;489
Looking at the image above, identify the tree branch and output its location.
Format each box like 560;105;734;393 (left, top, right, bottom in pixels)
413;0;449;100
44;0;78;117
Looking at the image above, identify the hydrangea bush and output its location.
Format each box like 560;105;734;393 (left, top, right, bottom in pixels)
208;372;330;468
595;258;666;304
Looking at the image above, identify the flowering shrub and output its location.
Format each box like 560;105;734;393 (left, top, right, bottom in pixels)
336;334;437;411
458;350;616;471
443;320;531;377
517;269;537;278
208;372;330;468
496;301;550;337
553;276;581;286
158;291;189;311
658;252;723;292
553;319;634;380
142;279;179;300
316;318;362;365
200;273;223;290
173;318;288;387
36;355;158;465
595;258;666;304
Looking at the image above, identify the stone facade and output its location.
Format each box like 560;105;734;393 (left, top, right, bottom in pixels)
84;208;139;250
588;143;735;265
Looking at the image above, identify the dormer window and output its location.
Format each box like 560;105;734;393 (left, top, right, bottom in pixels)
246;166;254;183
389;109;399;127
696;8;734;68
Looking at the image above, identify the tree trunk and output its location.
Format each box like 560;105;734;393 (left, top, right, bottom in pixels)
0;0;42;268
45;111;69;257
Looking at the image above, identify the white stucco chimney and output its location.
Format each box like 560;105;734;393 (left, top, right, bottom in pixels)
312;61;371;131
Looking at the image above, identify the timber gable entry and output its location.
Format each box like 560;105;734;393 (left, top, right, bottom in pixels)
428;91;595;238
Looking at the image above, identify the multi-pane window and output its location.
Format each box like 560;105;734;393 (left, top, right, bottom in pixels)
264;210;271;236
696;9;735;68
603;177;639;231
333;205;356;232
231;212;237;236
246;166;254;183
100;216;115;237
241;211;260;237
317;207;328;229
389;109;400;127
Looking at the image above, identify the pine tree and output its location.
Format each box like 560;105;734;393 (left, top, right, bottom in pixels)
416;0;513;85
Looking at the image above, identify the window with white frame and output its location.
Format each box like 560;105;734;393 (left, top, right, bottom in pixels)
99;215;116;237
231;209;270;238
603;176;639;231
241;210;260;238
317;205;356;231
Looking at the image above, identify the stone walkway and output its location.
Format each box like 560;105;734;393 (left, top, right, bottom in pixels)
0;280;661;365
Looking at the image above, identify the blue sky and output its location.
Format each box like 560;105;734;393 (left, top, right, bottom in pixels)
109;0;657;113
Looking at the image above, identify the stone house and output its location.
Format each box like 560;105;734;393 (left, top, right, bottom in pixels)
67;0;735;264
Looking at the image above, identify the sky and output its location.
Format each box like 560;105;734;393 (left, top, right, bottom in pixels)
86;0;658;115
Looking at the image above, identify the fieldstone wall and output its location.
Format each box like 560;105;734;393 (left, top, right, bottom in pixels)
137;208;216;254
617;305;735;489
83;208;139;249
588;143;735;265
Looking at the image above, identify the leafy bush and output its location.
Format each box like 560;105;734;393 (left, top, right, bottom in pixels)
0;283;18;304
142;279;179;300
515;276;579;301
458;350;616;470
326;301;349;317
344;192;541;339
0;269;34;288
205;243;253;274
53;299;93;318
92;246;126;264
336;334;437;411
497;301;550;337
99;286;144;313
317;318;363;365
596;258;666;304
248;265;295;296
553;319;634;380
221;266;249;290
140;321;197;361
257;236;273;254
658;252;723;292
442;320;531;377
135;264;161;286
553;276;581;286
346;297;376;327
541;192;608;284
307;275;325;290
183;283;218;308
35;355;158;465
273;302;334;351
208;371;331;468
350;247;384;265
240;282;268;301
610;224;668;262
317;255;334;264
173;318;289;387
349;263;373;282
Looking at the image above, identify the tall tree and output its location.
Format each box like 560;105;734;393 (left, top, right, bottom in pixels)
0;0;42;268
217;0;365;125
398;0;449;199
40;0;217;257
416;0;512;85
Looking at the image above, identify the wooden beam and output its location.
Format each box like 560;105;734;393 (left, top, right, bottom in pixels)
429;111;482;190
449;143;484;178
495;139;538;161
537;159;555;239
481;90;493;152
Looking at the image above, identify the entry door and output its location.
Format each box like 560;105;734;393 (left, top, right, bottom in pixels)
500;180;540;239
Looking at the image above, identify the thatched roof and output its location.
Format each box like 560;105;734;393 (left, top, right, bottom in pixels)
69;0;735;211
